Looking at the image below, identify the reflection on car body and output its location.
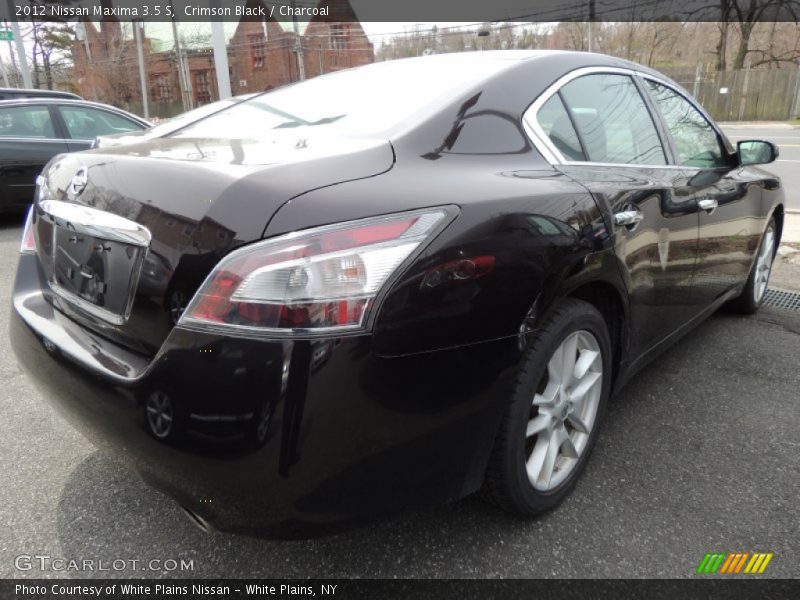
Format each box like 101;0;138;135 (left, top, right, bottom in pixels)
10;51;783;538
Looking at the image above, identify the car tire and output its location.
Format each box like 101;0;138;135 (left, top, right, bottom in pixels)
484;298;612;515
728;217;778;315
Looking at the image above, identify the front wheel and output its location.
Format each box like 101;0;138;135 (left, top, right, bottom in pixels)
728;217;777;314
484;298;612;515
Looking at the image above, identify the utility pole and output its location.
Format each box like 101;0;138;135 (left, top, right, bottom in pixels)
133;20;149;119
792;61;800;120
738;56;751;121
0;51;9;86
291;1;305;81
5;22;18;85
169;0;191;111
7;12;31;88
587;0;596;52
210;1;231;99
693;63;702;99
76;21;98;101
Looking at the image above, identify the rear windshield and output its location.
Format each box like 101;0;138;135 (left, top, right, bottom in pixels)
171;58;508;140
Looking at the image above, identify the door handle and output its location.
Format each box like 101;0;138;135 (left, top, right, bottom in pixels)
698;198;718;212
614;210;644;227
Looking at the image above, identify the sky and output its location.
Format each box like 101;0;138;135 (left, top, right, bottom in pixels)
0;21;483;68
361;22;484;44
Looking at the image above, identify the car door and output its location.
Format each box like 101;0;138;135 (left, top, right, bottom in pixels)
0;103;68;210
642;79;764;308
56;104;145;152
527;70;700;360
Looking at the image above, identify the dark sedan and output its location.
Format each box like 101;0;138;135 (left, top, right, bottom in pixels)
10;51;783;538
0;98;148;212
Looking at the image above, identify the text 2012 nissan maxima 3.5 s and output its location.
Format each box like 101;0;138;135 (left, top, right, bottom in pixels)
11;51;783;538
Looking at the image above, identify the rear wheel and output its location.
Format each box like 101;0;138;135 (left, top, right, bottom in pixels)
485;298;612;515
728;217;777;314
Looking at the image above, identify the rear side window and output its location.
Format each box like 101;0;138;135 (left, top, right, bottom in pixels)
644;80;728;168
558;73;666;165
536;94;585;161
0;105;57;138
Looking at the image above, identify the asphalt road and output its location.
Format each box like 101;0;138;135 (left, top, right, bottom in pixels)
721;123;800;211
2;202;800;579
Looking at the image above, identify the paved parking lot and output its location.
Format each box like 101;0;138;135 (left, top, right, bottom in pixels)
1;212;799;580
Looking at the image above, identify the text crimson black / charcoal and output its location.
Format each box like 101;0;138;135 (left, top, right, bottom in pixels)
183;5;330;17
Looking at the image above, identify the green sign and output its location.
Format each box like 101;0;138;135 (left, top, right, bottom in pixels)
0;30;13;42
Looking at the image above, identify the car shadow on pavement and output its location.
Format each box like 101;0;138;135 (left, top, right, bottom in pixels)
54;310;800;578
55;450;552;579
0;213;26;233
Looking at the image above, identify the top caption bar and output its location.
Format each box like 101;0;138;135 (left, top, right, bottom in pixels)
0;0;799;23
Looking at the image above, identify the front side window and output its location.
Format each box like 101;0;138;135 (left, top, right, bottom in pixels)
558;73;666;165
645;80;728;168
59;106;142;139
0;105;56;138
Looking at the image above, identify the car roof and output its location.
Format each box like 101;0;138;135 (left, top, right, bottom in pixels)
0;97;150;126
357;49;667;78
0;87;81;99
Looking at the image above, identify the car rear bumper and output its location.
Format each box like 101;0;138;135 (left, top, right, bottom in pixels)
10;253;520;538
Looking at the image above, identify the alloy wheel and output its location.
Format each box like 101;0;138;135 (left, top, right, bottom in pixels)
526;330;603;491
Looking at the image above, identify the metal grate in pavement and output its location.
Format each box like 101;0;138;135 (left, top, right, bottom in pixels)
763;288;800;311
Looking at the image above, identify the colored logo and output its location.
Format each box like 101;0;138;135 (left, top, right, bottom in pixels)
697;552;773;574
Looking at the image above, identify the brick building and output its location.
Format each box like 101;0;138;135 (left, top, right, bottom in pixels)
72;0;373;118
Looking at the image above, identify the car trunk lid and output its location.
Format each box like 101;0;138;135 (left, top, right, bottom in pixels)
33;135;394;355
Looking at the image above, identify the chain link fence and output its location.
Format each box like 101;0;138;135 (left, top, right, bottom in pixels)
664;66;800;122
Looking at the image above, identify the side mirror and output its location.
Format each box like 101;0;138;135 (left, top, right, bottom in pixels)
737;140;779;166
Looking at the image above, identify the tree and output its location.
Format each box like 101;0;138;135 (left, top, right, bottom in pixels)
35;22;74;89
716;0;732;70
729;0;793;69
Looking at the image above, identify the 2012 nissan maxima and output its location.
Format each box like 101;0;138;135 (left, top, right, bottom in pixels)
10;51;783;538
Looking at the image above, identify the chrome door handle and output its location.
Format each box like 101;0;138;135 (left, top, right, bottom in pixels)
614;210;644;227
698;198;718;212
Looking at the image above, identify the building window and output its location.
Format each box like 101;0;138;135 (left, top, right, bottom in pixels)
193;70;212;105
329;23;348;50
150;73;172;102
249;34;266;69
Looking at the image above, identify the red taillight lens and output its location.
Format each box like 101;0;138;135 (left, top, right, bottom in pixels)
180;208;452;335
20;205;36;254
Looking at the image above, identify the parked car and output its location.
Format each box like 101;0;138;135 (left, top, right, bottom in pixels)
0;98;149;212
92;93;257;149
0;87;82;101
11;51;782;538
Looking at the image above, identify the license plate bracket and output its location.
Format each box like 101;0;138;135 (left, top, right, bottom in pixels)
52;225;146;324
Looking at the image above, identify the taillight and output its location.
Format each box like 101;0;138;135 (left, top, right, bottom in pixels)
20;205;36;254
179;208;453;336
